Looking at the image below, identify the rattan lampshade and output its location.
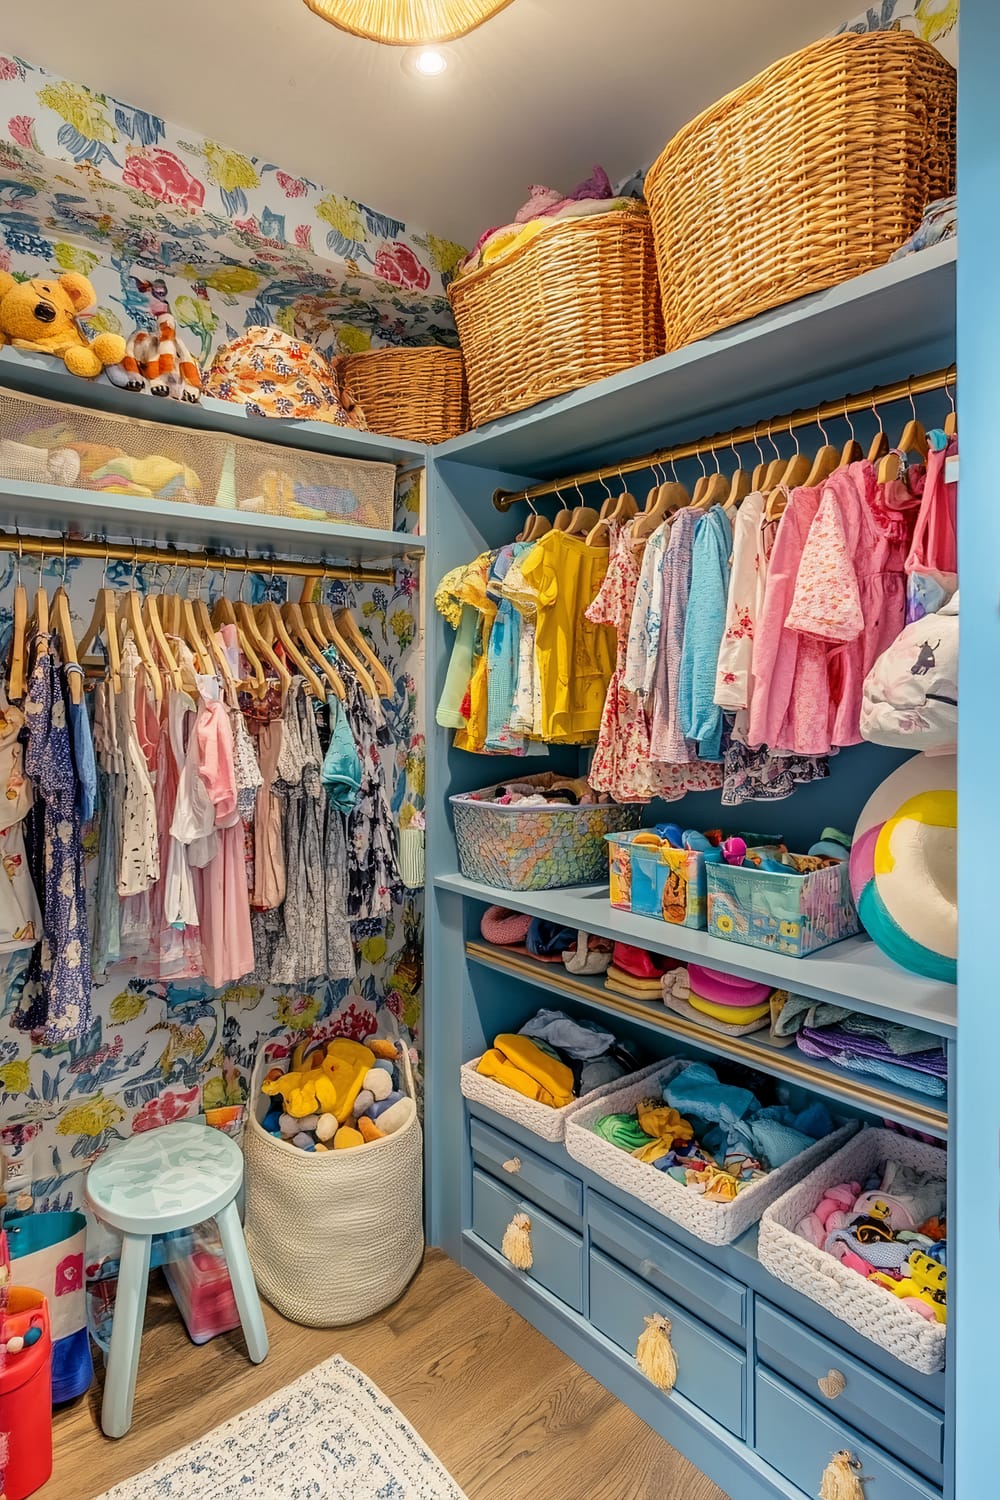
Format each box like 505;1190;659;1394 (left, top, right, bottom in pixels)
303;0;515;43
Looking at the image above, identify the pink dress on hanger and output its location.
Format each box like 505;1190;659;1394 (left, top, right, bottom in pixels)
784;460;918;749
191;684;254;989
905;435;957;620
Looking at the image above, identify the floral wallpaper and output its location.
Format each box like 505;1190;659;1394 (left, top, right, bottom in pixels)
0;539;425;1222
837;0;958;62
0;51;464;362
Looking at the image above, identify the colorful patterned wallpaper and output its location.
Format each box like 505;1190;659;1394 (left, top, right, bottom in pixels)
837;0;957;60
0;52;464;364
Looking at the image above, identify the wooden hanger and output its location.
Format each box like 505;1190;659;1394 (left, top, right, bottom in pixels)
51;552;82;704
119;585;163;703
28;548;49;637
141;592;183;693
837;400;863;470
8;540;28;701
724;438;752;512
764;484;790;522
760;424;789;493
552;489;575;532
586;477;637;546
213;568;266;697
774;421;812;492
188;575;241;703
78;552;122;696
750;425;769;493
256;595;325;700
281;598;346;700
333;604;394;699
692;450;730;511
633;476;689;541
297;580;379;699
242;597;292;692
866;397;890;465
879;385;930;484
803;417;840;489
944;379;957;439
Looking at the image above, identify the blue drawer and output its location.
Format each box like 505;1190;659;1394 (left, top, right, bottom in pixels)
756;1302;943;1486
589;1249;745;1438
755;1369;941;1500
589;1192;746;1345
471;1168;584;1312
470;1117;583;1229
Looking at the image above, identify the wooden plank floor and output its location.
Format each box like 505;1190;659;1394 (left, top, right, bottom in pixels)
50;1249;728;1500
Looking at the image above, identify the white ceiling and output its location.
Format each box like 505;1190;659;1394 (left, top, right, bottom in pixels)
6;0;861;245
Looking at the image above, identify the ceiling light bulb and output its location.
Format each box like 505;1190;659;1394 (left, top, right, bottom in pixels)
413;47;448;76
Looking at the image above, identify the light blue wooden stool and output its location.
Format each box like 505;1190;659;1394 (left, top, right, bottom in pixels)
87;1120;269;1438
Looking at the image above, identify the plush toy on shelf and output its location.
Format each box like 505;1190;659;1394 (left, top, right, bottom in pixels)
0;271;126;379
106;278;203;403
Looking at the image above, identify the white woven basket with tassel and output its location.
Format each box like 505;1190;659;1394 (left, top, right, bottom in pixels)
758;1127;947;1373
565;1069;857;1245
243;1029;423;1326
460;1057;668;1142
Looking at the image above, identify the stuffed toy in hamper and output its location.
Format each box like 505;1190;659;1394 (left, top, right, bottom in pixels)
243;1033;423;1326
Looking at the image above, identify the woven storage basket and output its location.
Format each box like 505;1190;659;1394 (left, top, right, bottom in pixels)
449;208;664;427
758;1127;947;1373
339;347;468;444
243;1034;423;1326
645;32;956;352
565;1068;857;1246
451;785;641;891
461;1057;667;1143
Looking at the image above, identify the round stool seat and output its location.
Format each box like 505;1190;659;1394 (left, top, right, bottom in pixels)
87;1121;244;1235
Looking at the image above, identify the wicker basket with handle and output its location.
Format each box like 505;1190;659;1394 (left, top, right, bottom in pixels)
448;207;664;428
645;32;956;353
339;346;468;445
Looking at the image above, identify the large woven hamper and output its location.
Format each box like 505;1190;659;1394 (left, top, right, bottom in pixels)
449;208;664;427
645;32;956;352
339;346;468;444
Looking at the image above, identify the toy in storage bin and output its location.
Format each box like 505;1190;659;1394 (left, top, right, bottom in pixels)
607;832;707;928
707;857;859;956
451;785;641;892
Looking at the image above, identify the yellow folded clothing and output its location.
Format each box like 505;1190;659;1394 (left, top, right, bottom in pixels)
687;994;772;1025
477;1034;575;1108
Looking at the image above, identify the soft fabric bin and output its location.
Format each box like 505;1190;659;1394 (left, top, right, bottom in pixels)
243;1032;423;1327
565;1067;857;1246
7;1210;92;1402
758;1127;947;1374
706;856;859;956
461;1057;667;1144
607;832;707;928
451;784;641;891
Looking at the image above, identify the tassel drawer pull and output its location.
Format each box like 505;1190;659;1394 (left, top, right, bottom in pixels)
819;1450;867;1499
501;1212;533;1270
635;1313;677;1394
818;1369;847;1400
501;1157;522;1175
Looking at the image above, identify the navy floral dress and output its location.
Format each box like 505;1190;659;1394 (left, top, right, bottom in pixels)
12;633;92;1043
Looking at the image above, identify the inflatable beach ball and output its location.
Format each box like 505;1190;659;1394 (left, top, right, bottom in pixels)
850;755;956;983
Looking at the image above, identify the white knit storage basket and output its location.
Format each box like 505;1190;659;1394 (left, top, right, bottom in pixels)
460;1057;668;1143
758;1127;947;1373
243;1033;423;1326
565;1068;857;1245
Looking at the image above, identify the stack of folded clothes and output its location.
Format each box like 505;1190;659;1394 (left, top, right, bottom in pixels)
663;964;775;1037
594;1060;835;1200
480;907;613;974
773;996;947;1098
476;1008;642;1107
605;944;681;1000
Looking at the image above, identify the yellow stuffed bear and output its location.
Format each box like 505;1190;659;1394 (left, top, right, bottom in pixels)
0;271;126;379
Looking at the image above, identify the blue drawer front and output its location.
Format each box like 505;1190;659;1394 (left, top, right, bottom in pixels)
589;1192;746;1345
470;1116;583;1229
589;1249;745;1438
471;1169;584;1312
755;1369;941;1500
756;1302;943;1485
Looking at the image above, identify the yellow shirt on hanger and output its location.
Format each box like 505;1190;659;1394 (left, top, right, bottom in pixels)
518;530;614;743
453;551;495;754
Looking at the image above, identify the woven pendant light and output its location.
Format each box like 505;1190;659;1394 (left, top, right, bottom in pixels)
303;0;515;44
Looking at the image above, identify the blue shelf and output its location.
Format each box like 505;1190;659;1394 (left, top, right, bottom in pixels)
0;347;427;468
435;242;957;479
0;478;423;562
465;941;947;1138
436;872;957;1038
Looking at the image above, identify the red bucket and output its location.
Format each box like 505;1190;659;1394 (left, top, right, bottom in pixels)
1;1287;53;1500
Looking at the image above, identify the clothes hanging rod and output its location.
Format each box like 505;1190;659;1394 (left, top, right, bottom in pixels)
491;364;957;511
0;533;396;584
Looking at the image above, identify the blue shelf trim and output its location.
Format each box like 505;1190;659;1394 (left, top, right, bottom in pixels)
436;871;956;1038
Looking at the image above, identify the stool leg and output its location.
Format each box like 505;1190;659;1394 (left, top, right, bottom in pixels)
215;1198;269;1364
101;1231;151;1439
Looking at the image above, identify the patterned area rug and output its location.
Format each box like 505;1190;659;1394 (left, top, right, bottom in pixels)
94;1355;468;1499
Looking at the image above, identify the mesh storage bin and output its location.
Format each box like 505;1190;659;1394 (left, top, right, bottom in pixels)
451;784;641;891
0;386;395;529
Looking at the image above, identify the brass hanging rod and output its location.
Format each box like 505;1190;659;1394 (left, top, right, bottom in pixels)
0;532;396;584
492;364;957;511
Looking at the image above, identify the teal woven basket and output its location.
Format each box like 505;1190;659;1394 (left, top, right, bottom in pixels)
451;786;641;891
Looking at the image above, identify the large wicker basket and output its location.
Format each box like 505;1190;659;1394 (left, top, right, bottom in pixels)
645;32;956;352
339;346;468;445
449;208;664;428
